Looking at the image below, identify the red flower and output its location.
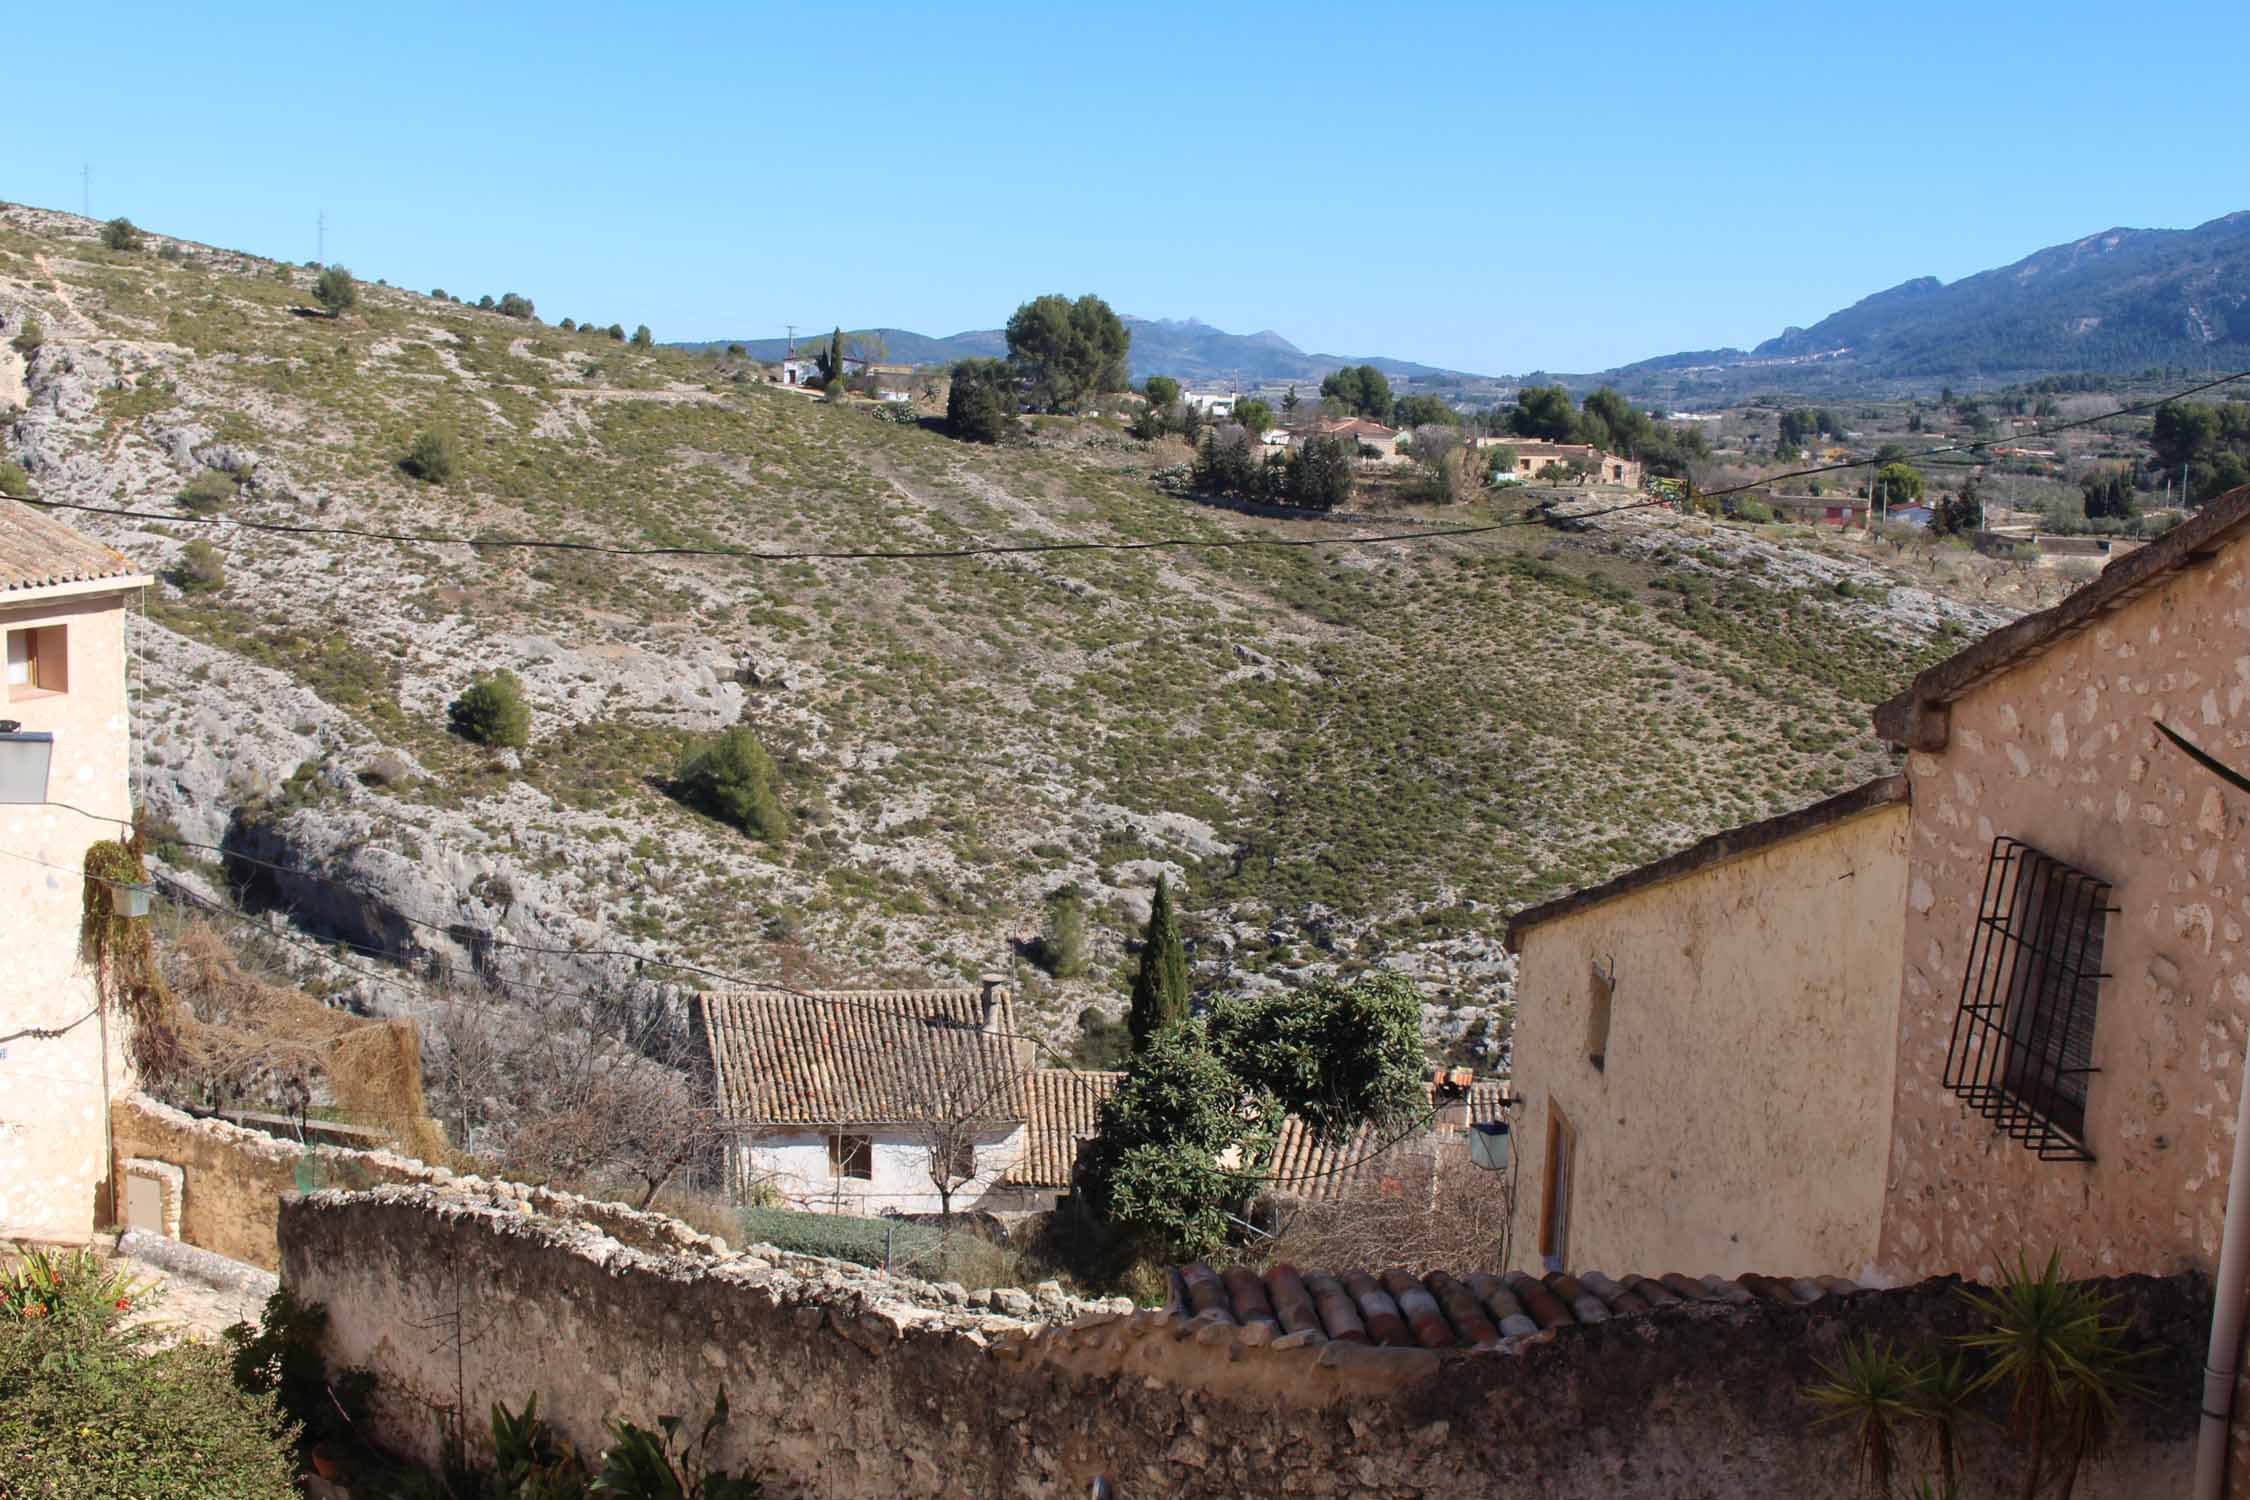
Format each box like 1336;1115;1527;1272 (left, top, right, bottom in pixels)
22;1303;46;1318
115;1297;132;1312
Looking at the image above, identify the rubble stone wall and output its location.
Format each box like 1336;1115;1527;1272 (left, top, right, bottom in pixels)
281;1187;2205;1500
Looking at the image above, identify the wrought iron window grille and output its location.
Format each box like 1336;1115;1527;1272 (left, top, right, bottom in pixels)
1942;837;2115;1162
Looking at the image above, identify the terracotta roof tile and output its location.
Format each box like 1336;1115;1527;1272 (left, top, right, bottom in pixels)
1169;1262;1870;1350
0;499;143;595
1005;1068;1121;1187
699;988;1029;1126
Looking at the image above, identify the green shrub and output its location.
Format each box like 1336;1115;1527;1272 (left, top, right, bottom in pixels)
631;324;654;348
497;292;535;320
101;216;142;252
675;726;787;842
448;669;532;748
224;1290;374;1465
877;401;919;425
0;460;30;498
1040;891;1088;977
179;469;240;515
401;428;462;483
9;316;42;355
0;1247;299;1500
312;264;357;317
174;537;227;593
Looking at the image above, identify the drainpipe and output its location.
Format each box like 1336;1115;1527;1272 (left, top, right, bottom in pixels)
2193;1037;2250;1500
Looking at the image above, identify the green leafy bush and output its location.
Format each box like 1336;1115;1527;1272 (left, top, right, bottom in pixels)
0;460;31;498
0;1247;299;1500
10;316;44;355
313;264;358;317
179;469;239;515
498;292;536;320
448;669;532;748
101;217;143;252
946;357;1018;443
401;428;462;483
174;537;227;593
674;726;787;842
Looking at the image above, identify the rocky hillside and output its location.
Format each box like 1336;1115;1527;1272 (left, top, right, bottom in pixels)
0;202;2008;1055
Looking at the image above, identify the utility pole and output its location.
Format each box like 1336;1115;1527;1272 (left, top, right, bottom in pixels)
317;209;326;266
785;323;797;355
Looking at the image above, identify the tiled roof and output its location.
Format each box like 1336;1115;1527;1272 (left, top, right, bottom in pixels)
1006;1069;1121;1187
0;498;143;595
1875;482;2250;750
699;988;1031;1127
1168;1262;1868;1349
1266;1074;1511;1201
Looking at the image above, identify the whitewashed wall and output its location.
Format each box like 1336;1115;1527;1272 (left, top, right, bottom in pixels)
732;1126;1028;1215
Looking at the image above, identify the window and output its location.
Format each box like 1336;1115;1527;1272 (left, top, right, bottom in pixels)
828;1133;873;1181
5;625;67;700
1540;1103;1576;1269
1585;959;1614;1071
1943;838;2115;1161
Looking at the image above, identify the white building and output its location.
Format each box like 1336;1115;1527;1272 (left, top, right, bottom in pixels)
702;981;1099;1216
1182;391;1235;419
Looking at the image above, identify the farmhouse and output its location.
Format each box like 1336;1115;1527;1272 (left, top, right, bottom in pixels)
699;979;1045;1215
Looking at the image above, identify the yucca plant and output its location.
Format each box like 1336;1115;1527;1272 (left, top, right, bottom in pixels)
1958;1252;2158;1500
1913;1350;1981;1495
1805;1334;1925;1497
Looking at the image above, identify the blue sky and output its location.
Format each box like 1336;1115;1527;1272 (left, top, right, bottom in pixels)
8;2;2245;374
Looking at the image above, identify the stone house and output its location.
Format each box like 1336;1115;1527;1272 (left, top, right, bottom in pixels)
1871;486;2250;1288
699;980;1047;1215
1502;777;1911;1281
0;499;150;1242
1314;417;1402;462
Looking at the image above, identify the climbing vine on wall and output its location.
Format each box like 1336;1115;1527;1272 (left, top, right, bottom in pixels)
80;831;181;1080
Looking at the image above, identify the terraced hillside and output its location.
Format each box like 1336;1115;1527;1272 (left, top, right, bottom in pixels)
0;203;2009;1050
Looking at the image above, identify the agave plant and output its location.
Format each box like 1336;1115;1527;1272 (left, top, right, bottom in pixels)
1805;1334;1926;1497
1958;1252;2158;1500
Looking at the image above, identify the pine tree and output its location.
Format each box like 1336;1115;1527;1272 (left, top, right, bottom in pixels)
1127;876;1190;1053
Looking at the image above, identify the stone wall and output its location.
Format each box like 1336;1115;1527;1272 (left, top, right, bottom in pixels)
109;1092;748;1271
1878;525;2250;1286
282;1186;2204;1500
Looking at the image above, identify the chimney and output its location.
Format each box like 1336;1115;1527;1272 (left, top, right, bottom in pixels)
978;973;1009;1031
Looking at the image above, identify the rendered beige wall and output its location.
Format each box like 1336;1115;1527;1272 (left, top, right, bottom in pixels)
1509;802;1909;1280
0;589;137;1242
1879;533;2250;1285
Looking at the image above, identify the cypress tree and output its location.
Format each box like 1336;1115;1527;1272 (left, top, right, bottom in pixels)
828;326;845;387
1127;875;1190;1053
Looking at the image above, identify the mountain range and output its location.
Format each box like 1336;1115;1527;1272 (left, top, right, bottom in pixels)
690;211;2250;401
677;317;1482;387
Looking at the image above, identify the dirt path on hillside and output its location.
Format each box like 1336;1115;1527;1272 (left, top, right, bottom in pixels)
0;349;24;411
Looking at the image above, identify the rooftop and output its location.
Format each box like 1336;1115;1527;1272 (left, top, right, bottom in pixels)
0;498;146;597
699;985;1030;1127
1167;1261;1869;1350
1875;482;2250;749
1007;1068;1120;1187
